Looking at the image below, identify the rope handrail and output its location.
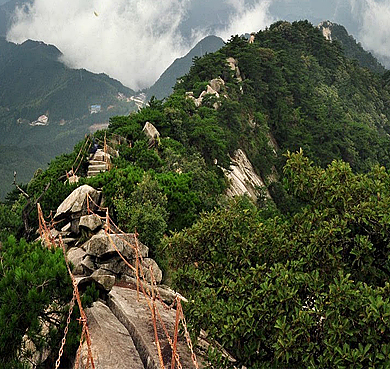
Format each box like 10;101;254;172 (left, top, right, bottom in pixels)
85;193;199;368
38;193;200;369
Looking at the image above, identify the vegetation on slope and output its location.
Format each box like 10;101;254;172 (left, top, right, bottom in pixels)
328;22;386;74
0;37;137;199
3;20;390;367
166;152;390;367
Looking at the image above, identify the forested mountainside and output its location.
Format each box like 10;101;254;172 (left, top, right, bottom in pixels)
4;20;390;368
318;21;386;74
0;37;137;199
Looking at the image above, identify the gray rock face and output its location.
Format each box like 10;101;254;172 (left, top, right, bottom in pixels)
54;185;101;222
75;301;144;369
141;258;163;284
224;149;271;200
99;256;131;276
67;247;86;275
142;122;160;147
79;214;102;232
90;272;116;291
81;255;96;275
108;286;197;369
84;233;148;261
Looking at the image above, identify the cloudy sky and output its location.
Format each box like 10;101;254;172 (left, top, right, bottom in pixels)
5;0;390;91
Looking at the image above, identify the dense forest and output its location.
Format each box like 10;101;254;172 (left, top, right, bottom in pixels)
3;20;390;368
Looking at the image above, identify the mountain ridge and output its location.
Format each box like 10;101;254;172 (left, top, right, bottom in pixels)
4;20;390;368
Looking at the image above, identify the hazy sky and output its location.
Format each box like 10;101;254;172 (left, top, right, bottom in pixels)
5;0;390;91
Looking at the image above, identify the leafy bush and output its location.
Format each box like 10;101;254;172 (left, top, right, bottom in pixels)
114;173;168;253
164;152;390;368
0;236;73;368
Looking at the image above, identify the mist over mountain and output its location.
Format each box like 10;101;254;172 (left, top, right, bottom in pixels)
5;0;389;91
1;0;389;90
0;37;137;199
4;21;390;368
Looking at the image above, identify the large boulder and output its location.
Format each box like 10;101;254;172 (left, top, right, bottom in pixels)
84;233;149;261
79;214;103;232
67;247;87;275
142;122;160;147
54;185;102;222
141;258;163;284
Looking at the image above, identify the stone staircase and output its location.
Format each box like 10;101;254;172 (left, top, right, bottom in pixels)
87;149;110;177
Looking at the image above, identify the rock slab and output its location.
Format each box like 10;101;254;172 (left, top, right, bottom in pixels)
54;185;101;221
84;233;149;261
108;286;197;369
75;301;144;369
225;149;271;200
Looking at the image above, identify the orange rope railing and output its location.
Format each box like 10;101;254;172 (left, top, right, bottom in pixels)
38;194;200;369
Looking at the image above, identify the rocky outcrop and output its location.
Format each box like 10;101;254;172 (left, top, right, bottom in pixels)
318;20;333;41
75;301;145;369
54;185;102;222
225;149;271;200
143;122;160;147
226;57;243;82
51;185;163;288
186;77;225;109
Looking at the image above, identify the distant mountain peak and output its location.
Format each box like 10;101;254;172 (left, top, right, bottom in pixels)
145;35;225;100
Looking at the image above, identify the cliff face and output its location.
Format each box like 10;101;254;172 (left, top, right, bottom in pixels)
225;149;271;200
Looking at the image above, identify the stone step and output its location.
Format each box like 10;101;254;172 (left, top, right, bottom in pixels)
74;301;144;369
88;163;108;171
93;155;109;162
92;149;111;162
108;286;198;369
89;160;107;165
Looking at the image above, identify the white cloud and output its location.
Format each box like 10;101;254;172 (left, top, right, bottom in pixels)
217;0;275;40
7;0;191;91
357;0;390;59
7;0;276;90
